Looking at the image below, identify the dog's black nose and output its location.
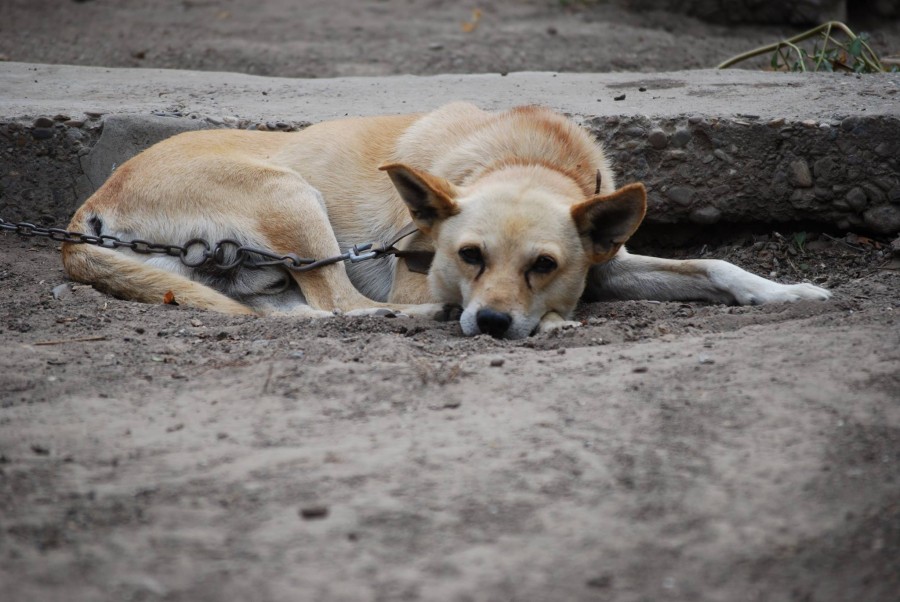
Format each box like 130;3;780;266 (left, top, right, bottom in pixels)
476;308;512;338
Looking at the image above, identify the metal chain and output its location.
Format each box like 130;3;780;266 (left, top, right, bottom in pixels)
0;217;390;273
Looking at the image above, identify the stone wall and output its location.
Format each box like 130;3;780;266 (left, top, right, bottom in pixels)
3;111;898;236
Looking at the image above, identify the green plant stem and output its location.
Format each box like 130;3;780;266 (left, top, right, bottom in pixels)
717;20;883;72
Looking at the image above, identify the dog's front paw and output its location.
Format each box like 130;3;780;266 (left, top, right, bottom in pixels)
536;312;581;335
435;304;463;322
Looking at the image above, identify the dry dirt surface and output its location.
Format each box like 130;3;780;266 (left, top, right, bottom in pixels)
1;1;900;601
2;0;899;77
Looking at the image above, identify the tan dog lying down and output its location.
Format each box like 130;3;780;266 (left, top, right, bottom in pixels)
63;103;830;339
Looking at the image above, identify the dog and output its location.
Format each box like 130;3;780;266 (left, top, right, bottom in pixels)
62;102;831;339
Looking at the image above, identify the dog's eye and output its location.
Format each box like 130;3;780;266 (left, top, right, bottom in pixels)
531;255;557;274
458;246;484;266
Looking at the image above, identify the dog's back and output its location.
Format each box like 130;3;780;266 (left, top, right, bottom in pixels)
393;103;616;198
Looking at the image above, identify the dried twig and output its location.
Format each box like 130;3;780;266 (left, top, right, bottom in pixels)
34;335;108;346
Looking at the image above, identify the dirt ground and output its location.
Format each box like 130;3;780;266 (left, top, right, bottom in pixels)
3;0;900;77
2;1;900;601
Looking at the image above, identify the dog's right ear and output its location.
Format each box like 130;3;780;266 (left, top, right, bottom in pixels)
380;163;459;234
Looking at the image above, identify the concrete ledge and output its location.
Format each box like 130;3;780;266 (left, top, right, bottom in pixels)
2;63;899;233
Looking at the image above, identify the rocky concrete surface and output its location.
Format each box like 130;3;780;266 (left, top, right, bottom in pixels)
2;63;899;233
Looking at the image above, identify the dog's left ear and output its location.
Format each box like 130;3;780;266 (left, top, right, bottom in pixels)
380;163;459;234
571;183;647;263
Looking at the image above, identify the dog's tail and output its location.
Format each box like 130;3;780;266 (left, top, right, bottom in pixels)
61;242;255;315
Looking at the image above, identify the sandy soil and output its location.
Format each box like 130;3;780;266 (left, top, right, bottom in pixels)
1;1;900;601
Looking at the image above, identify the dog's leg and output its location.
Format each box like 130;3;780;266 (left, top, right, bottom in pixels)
62;243;258;315
585;248;831;305
259;175;446;318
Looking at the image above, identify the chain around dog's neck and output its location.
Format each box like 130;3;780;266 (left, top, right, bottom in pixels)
380;222;434;274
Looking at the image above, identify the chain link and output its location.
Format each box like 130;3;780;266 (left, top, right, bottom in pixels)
0;217;399;274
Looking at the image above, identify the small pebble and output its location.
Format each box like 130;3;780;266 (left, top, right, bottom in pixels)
586;575;613;589
613;94;626;101
490;358;505;367
52;283;71;300
632;366;648;373
33;116;55;128
713;149;733;163
300;506;329;520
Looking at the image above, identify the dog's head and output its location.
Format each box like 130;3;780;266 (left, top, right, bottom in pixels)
381;164;646;339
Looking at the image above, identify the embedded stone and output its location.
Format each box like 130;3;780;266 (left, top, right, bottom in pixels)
713;149;733;164
689;206;722;224
814;187;833;201
665;186;694;206
874;142;893;157
840;116;860;132
789;159;813;188
861;183;886;204
647;129;668;149
813;157;837;184
888;186;900;204
671;128;691;148
863;205;900;234
845;187;868;212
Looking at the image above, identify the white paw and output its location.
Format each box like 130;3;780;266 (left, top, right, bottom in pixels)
709;262;831;305
537;318;582;334
736;281;832;305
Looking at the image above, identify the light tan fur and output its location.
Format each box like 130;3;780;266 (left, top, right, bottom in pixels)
63;103;830;339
